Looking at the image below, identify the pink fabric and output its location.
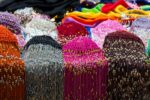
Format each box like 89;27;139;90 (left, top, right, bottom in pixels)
63;36;108;100
91;19;126;48
126;1;140;9
15;34;26;48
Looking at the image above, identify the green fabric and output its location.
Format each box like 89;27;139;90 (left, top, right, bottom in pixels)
81;3;104;13
140;5;150;11
147;39;150;57
95;3;104;10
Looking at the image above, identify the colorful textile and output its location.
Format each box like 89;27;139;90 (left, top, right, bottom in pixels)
63;36;108;100
0;12;21;34
91;19;126;48
103;31;149;99
23;35;63;100
81;3;104;13
101;0;129;13
0;25;25;100
57;22;89;45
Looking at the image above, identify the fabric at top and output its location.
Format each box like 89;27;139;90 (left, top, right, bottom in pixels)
132;0;150;5
0;0;80;22
91;19;126;48
130;17;150;47
101;0;129;13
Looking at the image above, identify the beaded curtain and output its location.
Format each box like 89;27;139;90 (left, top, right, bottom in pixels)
23;36;63;100
103;31;150;100
0;25;25;100
63;36;108;100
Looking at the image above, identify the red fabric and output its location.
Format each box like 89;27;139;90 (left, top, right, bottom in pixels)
57;22;89;45
101;0;129;13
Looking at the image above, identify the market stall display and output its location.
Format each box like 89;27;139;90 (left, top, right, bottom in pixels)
0;0;150;99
